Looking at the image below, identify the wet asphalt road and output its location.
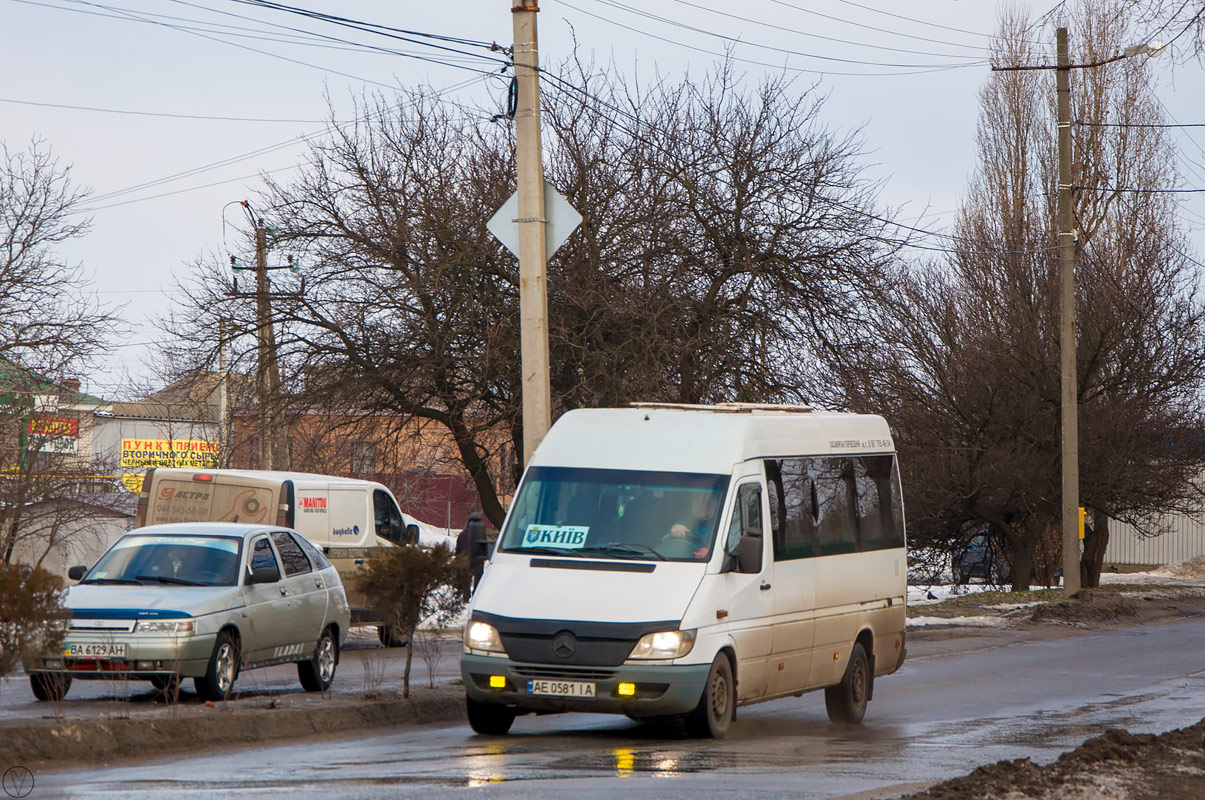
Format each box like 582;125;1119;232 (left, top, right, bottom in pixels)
28;617;1205;799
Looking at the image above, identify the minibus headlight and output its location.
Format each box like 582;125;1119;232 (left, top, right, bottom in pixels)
627;629;695;660
464;621;506;654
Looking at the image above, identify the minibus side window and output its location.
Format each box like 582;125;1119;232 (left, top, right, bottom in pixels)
725;483;764;556
767;458;820;561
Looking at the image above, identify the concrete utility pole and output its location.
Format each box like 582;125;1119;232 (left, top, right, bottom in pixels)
1056;27;1081;595
511;0;552;466
254;223;273;471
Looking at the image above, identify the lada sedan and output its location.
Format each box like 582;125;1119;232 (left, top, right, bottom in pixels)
24;523;351;701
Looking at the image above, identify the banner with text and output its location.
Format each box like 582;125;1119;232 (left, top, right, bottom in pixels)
120;438;220;469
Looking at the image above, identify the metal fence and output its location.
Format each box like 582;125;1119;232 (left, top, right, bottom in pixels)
1105;511;1205;566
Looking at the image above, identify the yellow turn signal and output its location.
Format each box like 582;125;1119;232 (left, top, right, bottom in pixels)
617;682;636;697
489;675;506;689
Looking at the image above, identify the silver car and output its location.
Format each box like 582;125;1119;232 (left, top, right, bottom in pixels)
24;523;352;702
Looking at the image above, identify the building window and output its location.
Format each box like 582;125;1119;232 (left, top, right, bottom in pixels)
350;441;376;474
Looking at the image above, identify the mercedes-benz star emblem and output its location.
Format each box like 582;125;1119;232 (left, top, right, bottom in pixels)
552;631;577;659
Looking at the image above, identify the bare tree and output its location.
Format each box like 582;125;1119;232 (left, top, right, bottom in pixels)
812;2;1205;590
162;63;901;523
0;139;115;374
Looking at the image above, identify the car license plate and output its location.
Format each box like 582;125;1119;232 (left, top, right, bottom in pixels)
526;679;595;698
66;642;127;659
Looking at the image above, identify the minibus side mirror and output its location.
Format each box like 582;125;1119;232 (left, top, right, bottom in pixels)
249;565;280;584
736;528;763;574
67;565;87;581
404;523;420;545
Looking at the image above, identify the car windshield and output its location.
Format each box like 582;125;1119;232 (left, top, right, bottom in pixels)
84;535;242;587
498;467;729;562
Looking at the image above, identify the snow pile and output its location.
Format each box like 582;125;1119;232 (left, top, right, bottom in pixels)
1149;556;1205;580
907;615;1008;628
907;583;996;606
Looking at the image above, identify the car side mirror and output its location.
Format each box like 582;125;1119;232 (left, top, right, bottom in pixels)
736;528;763;574
68;565;87;581
249;565;280;584
404;523;420;546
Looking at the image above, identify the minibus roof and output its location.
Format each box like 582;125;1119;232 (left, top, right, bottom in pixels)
531;406;895;475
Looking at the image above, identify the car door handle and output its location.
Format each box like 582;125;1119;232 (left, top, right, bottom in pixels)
760;582;772;591
314;579;324;589
279;586;289;596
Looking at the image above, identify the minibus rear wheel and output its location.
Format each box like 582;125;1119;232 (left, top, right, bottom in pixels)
467;696;516;735
825;642;869;724
685;654;735;739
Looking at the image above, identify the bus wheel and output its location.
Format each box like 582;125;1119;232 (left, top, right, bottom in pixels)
466;696;515;735
684;654;734;739
825;642;870;724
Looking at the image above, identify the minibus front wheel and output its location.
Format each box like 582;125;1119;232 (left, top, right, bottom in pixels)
467;695;516;735
684;654;735;739
825;642;870;724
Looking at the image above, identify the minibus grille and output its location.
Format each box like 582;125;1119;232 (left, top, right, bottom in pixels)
513;666;617;681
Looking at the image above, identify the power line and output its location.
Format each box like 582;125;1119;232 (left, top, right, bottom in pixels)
1076;186;1205;193
559;0;982;77
826;0;1046;45
587;0;989;68
0;95;337;123
1077;120;1205;128
662;0;988;60
76;74;484;211
537;69;1057;258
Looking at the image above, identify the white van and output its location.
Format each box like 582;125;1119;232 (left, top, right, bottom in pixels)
460;404;907;738
136;468;419;642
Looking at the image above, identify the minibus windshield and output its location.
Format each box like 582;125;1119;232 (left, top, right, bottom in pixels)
498;467;729;562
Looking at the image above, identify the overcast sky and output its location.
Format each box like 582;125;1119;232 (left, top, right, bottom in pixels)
3;0;1203;398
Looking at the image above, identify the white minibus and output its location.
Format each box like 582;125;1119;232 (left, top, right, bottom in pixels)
460;404;907;738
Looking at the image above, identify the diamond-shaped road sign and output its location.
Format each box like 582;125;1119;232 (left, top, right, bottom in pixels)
487;186;582;260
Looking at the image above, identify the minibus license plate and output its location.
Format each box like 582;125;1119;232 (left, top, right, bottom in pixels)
67;642;127;658
526;679;595;698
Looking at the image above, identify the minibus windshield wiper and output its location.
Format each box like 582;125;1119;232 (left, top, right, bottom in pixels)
80;577;144;585
579;543;668;561
135;575;205;586
516;546;587;558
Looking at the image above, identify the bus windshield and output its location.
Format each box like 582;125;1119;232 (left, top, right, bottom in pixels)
498;467;729;562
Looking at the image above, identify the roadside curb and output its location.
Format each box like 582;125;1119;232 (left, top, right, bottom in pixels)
3;691;465;766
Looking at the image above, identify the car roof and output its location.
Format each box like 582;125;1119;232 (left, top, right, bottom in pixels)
128;522;287;539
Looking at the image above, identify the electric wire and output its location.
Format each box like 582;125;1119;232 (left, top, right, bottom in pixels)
0;96;337;123
587;0;989;68
826;0;1047;45
559;0;982;77
537;69;1058;258
763;0;1043;50
662;0;989;59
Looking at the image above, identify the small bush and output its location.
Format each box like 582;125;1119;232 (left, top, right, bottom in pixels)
354;543;465;698
0;563;70;681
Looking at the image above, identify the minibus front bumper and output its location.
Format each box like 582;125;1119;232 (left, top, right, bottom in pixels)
461;654;712;716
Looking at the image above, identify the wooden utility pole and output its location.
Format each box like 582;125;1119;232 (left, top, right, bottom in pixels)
511;0;551;466
1056;27;1081;595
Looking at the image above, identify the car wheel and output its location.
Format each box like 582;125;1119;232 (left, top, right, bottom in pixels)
825;642;870;724
684;653;735;739
298;627;339;692
466;695;516;735
29;672;71;702
195;630;240;701
377;625;409;648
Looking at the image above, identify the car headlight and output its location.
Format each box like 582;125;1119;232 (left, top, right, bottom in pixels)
136;620;195;634
627;630;695;660
464;621;505;654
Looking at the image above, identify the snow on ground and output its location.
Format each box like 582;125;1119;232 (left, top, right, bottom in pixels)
907;615;1009;628
907;582;997;606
